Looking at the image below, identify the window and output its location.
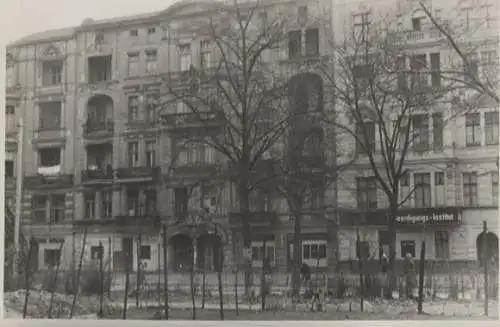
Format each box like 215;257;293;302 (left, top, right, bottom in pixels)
179;44;192;71
432;113;443;151
129;29;138;37
145;190;157;215
492;171;498;206
128;96;140;121
412;17;422;31
353;13;370;41
250;190;272;212
461;6;473;30
434;231;449;259
485;111;499;145
464;53;479;82
356;177;378;209
145;141;156;168
305;28;319;57
302;241;327;261
128;142;139;168
44;249;61;267
90;245;104;260
127;188;141;216
33;195;47;222
401;173;410;187
39;148;61;167
88;55;112;83
410;54;427;88
50;194;65;223
39;101;62;130
140;245;151;260
400;240;415;258
355;121;376;154
6;105;15;131
251;241;275;267
465;113;481;146
84;192;95;219
430;53;441;87
463;172;478;206
147;27;156;35
353;64;371;96
5;160;14;178
412;114;429;151
42;60;63;86
298;5;308;23
481;50;498;80
201;185;218;212
394;117;410;150
396;56;407;91
288;30;302;59
435;172;444;185
258;11;268;34
127;52;140;76
174;187;188;219
200;40;212;69
95;33;105;45
414;173;431;208
435;172;446;206
102;191;113;218
146;50;158;73
145;93;158;122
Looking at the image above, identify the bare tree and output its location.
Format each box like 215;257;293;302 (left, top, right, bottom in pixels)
419;1;499;105
270;119;351;301
160;0;292;295
322;10;459;291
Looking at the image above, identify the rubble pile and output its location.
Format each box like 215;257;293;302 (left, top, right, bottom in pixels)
3;290;118;319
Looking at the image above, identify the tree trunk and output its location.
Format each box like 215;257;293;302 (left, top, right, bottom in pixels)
387;201;398;297
237;181;252;297
291;205;302;302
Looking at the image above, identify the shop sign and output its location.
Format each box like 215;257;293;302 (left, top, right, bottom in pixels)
395;212;460;224
339;207;462;226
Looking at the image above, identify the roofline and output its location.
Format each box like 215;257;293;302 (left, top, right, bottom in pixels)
7;0;295;49
7;0;227;48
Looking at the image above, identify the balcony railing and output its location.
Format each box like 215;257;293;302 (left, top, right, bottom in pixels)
229;210;278;229
161;111;224;129
83;120;114;136
33;127;66;141
173;162;219;176
24;173;74;189
115;212;161;226
115;166;160;179
81;167;114;182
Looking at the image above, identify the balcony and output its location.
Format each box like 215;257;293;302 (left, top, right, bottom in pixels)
83;120;114;138
125;119;158;131
387;28;444;45
81;167;114;184
32;127;66;146
115;166;160;181
229;210;278;230
172;162;219;178
115;212;161;226
24;173;74;190
160;111;224;131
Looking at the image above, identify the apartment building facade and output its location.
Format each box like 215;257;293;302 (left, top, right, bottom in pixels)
333;0;499;270
5;0;338;275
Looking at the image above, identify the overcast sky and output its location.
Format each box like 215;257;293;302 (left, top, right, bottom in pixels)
1;0;178;44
